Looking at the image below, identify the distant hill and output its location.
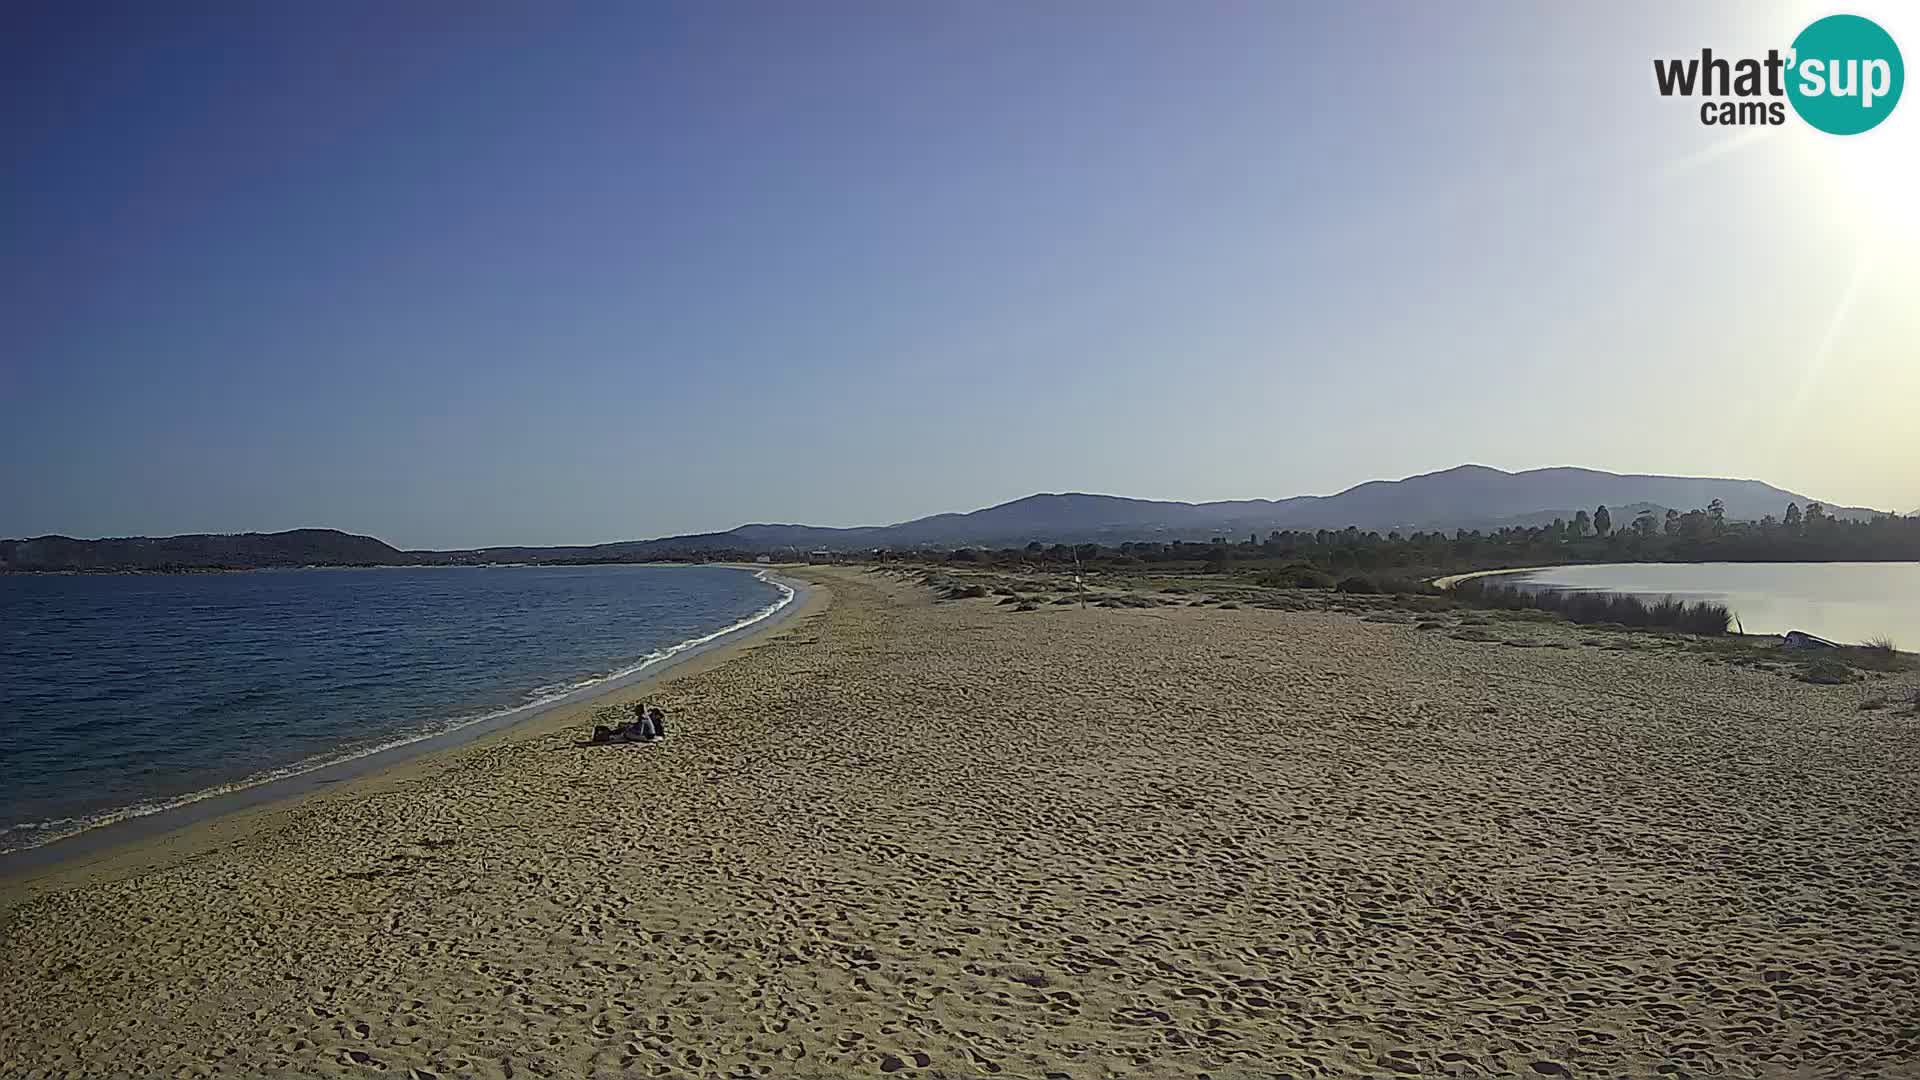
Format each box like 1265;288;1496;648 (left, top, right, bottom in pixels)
424;465;1887;558
0;529;408;571
4;465;1887;569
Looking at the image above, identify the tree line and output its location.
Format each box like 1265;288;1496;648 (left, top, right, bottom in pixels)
921;501;1920;577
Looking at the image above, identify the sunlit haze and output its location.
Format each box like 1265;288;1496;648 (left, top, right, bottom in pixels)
4;1;1915;548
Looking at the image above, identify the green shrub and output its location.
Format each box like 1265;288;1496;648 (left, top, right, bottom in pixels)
1797;657;1854;684
1452;580;1731;636
1258;566;1334;590
1843;638;1909;672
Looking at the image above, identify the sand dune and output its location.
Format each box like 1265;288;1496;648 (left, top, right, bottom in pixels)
4;567;1918;1078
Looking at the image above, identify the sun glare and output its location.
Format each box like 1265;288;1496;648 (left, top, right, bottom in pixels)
1805;117;1920;235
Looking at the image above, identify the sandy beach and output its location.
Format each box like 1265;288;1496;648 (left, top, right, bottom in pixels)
4;566;1918;1079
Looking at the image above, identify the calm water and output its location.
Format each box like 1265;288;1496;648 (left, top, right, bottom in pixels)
0;564;789;853
1502;562;1920;645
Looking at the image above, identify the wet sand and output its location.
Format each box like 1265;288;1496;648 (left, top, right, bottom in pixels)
4;567;1918;1078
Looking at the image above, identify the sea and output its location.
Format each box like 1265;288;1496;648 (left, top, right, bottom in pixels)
1496;561;1920;645
0;564;792;855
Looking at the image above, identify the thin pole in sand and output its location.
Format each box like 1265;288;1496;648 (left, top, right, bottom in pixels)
1071;545;1087;610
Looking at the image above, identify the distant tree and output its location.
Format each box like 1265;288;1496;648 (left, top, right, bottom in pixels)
1024;541;1043;554
1572;510;1591;537
1549;517;1567;540
1664;508;1682;536
1633;510;1660;538
1805;502;1827;529
1593;505;1612;537
1784;502;1802;530
1707;498;1726;531
950;548;979;562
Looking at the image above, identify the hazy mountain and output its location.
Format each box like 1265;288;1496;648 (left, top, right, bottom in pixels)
842;466;1876;550
4;466;1887;569
448;465;1882;556
0;529;407;571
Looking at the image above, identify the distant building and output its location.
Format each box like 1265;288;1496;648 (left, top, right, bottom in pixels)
754;554;771;564
806;549;833;564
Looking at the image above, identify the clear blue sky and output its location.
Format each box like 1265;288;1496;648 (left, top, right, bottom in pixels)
4;2;1915;548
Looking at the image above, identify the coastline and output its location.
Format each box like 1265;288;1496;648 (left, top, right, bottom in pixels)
1429;565;1557;589
0;567;824;903
5;566;1917;1078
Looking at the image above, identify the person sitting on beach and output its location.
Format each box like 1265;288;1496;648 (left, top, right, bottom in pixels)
621;702;656;741
590;702;661;744
591;703;648;744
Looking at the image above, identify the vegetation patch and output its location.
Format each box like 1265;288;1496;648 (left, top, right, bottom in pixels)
1842;639;1911;673
1492;608;1561;624
1797;657;1855;685
1258;566;1335;590
1453;580;1731;636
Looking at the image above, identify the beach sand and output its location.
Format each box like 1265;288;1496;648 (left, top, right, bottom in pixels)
4;567;1918;1078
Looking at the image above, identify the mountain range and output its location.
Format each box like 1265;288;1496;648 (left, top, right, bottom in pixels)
0;465;1891;571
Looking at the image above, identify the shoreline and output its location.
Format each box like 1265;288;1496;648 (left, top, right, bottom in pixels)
1429;565;1557;589
0;568;825;902
4;566;1916;1076
0;559;774;576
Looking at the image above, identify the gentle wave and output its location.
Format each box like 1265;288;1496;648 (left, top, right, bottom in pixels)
0;569;798;855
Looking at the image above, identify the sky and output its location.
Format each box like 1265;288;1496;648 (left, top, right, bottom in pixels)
3;2;1916;549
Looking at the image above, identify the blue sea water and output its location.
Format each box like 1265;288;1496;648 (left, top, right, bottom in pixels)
0;564;790;853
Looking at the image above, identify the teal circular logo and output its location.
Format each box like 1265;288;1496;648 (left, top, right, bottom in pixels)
1787;14;1904;134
